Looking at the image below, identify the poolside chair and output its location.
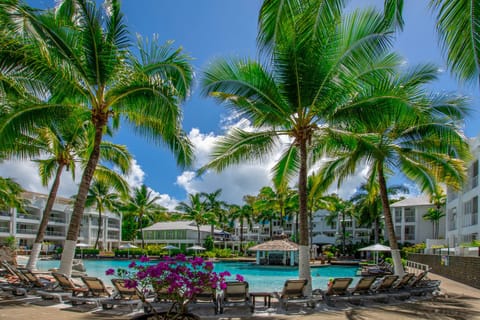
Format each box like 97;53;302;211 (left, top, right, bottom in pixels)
394;273;416;290
37;272;88;302
317;277;353;306
69;276;113;306
100;279;143;311
408;270;441;296
372;275;399;292
19;269;56;290
219;281;252;314
274;279;311;311
347;276;377;305
191;286;219;315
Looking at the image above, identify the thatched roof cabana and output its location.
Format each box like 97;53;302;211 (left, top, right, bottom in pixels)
248;240;298;266
248;239;299;252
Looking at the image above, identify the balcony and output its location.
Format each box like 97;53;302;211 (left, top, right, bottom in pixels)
16;228;38;235
0;226;9;233
17;214;40;221
45;230;65;237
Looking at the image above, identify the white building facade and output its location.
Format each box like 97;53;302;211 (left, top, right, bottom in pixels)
0;191;122;250
446;136;480;247
390;196;441;244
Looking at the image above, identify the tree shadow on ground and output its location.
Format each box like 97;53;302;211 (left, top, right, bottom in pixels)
345;295;480;320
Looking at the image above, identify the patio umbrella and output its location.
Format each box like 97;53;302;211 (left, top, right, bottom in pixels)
358;243;391;264
163;245;179;255
119;243;138;259
76;243;90;259
187;245;206;255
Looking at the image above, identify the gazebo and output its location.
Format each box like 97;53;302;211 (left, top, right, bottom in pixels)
248;239;299;266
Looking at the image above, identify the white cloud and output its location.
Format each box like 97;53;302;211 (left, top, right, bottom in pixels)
0;159;79;197
124;159;145;190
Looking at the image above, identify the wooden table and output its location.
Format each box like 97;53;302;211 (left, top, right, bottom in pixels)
250;292;273;308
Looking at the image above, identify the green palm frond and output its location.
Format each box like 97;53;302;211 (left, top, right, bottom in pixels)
430;0;480;83
272;145;299;188
93;165;129;197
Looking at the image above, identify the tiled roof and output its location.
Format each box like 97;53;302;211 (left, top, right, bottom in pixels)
142;220;221;233
248;239;299;252
390;195;432;207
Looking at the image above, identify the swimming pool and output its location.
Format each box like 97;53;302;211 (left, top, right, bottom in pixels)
37;260;359;292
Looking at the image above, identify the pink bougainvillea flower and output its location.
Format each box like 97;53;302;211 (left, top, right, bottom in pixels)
236;274;244;282
124;279;138;289
105;268;114;276
139;255;150;263
128;261;137;268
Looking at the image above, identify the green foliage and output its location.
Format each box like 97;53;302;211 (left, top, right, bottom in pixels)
204;236;214;251
212;248;234;258
460;240;480;248
74;248;99;255
401;243;426;257
4;236;16;250
385;257;406;267
121;214;137;241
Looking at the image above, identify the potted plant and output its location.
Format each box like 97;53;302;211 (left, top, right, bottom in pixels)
106;254;242;319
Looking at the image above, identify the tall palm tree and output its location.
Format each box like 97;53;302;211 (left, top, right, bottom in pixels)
253;187;280;240
317;65;470;275
350;182;409;244
229;203;254;254
422;187;446;239
123;184;165;249
0;0;193;276
200;1;397;293
176;193;209;245
14;114;132;270
200;189;227;238
85;179;125;250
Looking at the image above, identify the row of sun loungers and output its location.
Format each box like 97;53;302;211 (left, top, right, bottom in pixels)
0;260;441;316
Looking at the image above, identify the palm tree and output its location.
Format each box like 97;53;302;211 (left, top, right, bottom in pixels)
351;183;409;244
253;187;280;240
176;193;208;245
0;0;193;276
423;188;446;239
85;179;125;250
200;189;227;238
229;203;254;254
200;1;397;293
0;177;25;211
317;65;470;275
14;114;131;270
123;185;165;249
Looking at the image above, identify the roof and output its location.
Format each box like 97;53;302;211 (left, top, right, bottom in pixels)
248;239;299;252
142;220;221;233
390;196;432;208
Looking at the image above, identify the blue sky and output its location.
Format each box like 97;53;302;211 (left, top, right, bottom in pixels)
2;1;479;209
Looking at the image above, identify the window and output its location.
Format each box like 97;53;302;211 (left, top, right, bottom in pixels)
448;207;457;231
404;225;415;241
394;208;402;223
395;226;401;240
404;207;415;223
471;160;479;189
463;197;478;226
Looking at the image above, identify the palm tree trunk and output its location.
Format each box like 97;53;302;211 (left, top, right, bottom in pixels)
94;207;102;250
298;138;312;295
26;163;65;271
197;225;201;245
59;121;105;276
139;212;145;249
269;219;273;240
374;217;380;244
377;163;404;276
240;219;244;254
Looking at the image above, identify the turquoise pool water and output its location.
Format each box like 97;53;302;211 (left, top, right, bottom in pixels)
37;260;359;292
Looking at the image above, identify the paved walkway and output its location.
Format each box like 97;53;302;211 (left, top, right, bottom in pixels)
0;273;479;319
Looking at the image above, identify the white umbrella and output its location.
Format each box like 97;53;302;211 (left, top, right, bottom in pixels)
76;243;90;259
187;245;206;255
163;245;179;255
187;245;206;251
358;243;391;264
119;243;138;259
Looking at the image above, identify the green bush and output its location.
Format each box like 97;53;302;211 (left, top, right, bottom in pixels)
204;236;214;251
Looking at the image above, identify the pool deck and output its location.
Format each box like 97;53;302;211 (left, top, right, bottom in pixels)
0;272;479;319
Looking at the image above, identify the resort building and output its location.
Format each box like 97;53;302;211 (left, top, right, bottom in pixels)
390;196;441;244
0;191;122;250
310;209;371;246
446;136;480;247
141;221;226;247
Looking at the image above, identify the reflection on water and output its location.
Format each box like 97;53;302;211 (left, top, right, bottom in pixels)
37;259;359;292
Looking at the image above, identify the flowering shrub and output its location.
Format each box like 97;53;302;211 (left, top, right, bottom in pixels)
106;254;243;315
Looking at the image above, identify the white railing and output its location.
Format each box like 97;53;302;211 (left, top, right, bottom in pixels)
405;260;430;276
